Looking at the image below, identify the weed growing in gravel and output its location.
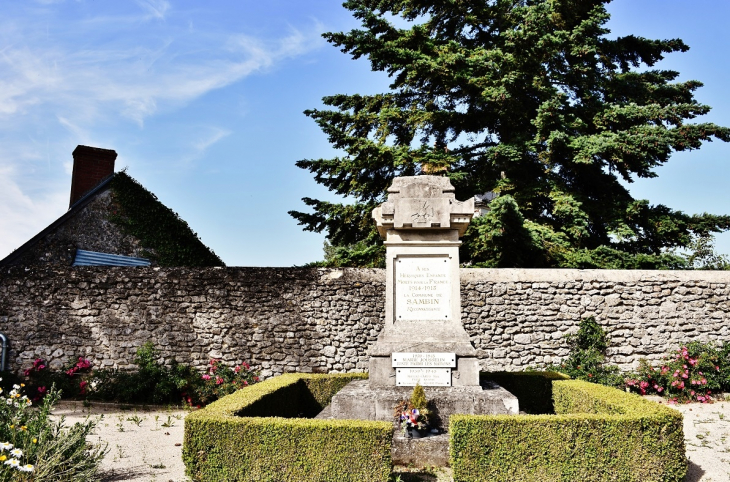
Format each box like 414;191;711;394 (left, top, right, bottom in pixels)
127;415;143;427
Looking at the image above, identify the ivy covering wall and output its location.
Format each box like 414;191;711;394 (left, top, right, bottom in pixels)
109;172;224;267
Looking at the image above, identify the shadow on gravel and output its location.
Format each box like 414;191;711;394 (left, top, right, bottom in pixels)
100;467;161;481
685;460;705;482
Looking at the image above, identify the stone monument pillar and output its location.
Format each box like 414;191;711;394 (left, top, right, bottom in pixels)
369;175;481;388
325;175;518;440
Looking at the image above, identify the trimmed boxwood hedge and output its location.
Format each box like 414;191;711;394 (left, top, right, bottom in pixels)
183;373;392;482
451;377;686;482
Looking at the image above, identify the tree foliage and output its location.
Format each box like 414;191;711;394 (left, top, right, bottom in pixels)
290;0;730;268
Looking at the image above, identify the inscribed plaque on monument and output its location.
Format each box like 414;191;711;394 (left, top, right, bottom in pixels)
396;368;451;387
391;352;456;368
394;256;451;321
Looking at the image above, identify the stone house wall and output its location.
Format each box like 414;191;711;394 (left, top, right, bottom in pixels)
0;266;728;377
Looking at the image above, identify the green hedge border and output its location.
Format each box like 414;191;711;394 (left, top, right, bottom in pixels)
183;373;392;482
451;377;686;482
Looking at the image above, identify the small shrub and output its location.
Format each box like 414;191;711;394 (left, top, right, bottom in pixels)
546;316;623;386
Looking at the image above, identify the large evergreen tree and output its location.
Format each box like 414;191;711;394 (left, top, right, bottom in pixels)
290;0;730;268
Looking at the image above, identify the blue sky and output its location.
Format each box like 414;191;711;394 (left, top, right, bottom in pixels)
1;0;729;267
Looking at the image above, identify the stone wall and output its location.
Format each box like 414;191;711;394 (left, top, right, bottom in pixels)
1;266;729;376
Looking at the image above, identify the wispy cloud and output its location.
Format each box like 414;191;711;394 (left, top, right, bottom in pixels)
0;2;325;258
135;0;170;21
0;15;322;127
193;127;231;153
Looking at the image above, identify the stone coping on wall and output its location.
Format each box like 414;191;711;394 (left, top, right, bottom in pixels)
462;268;730;283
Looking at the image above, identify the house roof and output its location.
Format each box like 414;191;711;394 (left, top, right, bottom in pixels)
0;174;115;267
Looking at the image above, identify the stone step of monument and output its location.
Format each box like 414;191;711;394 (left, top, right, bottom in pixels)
327;379;518;428
392;432;449;467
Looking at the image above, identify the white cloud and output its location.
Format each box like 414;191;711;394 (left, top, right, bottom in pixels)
0;15;323;126
0;165;68;258
193;128;231;153
0;3;326;260
135;0;170;21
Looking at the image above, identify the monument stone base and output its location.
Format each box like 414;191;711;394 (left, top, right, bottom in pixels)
326;379;518;429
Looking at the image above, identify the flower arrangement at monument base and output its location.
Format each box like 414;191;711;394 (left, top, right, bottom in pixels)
394;383;437;438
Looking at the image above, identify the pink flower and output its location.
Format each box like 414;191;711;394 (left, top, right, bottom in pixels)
243;380;248;386
215;377;224;385
701;378;707;385
202;374;211;381
234;366;241;373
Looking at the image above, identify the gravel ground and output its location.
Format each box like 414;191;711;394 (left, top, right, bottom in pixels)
52;398;730;482
52;401;189;482
664;399;730;482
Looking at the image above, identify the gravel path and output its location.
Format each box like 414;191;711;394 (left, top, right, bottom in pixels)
52;398;730;482
53;401;188;482
666;400;730;482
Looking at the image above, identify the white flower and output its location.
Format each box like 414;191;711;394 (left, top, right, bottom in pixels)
11;384;19;390
9;448;22;458
4;458;19;468
18;464;34;472
0;442;12;451
5;399;11;406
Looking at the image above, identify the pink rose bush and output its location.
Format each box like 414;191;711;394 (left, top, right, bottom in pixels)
20;343;260;408
185;359;259;407
625;342;727;403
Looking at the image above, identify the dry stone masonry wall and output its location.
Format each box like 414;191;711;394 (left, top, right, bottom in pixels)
1;266;729;376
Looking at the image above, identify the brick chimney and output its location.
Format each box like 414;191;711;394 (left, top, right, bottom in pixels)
69;145;117;208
